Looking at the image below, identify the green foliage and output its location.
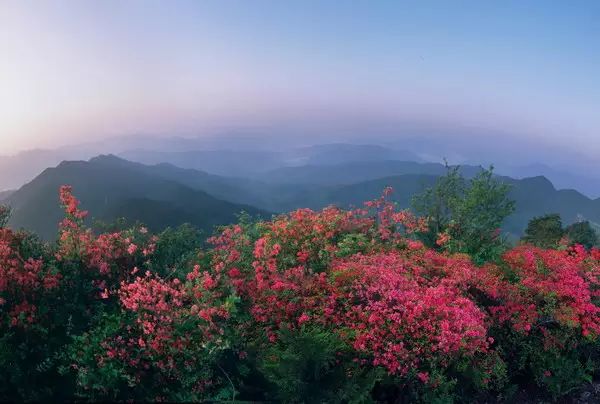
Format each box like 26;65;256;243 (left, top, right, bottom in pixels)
335;233;369;258
522;215;598;250
148;223;204;279
531;349;594;399
62;294;237;401
448;167;515;263
61;313;135;401
490;325;595;401
258;326;379;403
412;165;465;245
522;214;564;248
92;216;137;233
412;164;515;263
0;205;10;227
565;220;598;249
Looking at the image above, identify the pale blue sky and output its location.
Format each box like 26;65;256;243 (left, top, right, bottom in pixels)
1;0;598;155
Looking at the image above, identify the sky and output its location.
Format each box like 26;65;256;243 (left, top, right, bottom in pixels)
0;0;599;156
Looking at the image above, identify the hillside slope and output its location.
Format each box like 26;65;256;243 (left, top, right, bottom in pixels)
254;160;478;185
7;155;600;240
6;156;269;239
136;156;600;238
302;174;600;237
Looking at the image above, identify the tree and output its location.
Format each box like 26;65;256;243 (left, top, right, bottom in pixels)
450;167;516;263
565;220;598;249
412;164;515;263
411;164;466;248
149;223;204;278
0;205;10;228
521;214;564;249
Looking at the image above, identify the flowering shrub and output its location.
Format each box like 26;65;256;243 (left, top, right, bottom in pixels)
1;186;600;402
331;253;490;376
491;245;600;337
0;226;64;400
64;269;238;401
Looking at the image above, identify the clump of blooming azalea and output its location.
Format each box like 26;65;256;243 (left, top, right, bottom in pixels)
1;185;600;401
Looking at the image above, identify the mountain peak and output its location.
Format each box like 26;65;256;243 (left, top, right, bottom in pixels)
519;175;556;191
89;154;129;165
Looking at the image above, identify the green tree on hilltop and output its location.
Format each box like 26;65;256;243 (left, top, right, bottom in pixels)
412;164;515;264
522;214;564;249
565;220;598;249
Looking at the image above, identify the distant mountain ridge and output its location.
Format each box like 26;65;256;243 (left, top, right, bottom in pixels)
287;143;423;166
313;174;600;237
0;149;81;192
118;143;423;177
5;156;269;240
496;163;600;199
6;155;600;241
254;160;483;185
3;140;600;199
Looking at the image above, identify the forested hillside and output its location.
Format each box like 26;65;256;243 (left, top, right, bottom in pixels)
5;156;268;239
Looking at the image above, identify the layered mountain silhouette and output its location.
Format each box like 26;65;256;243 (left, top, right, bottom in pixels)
307;174;600;237
0;149;78;192
5;154;600;241
118;143;422;177
254;160;483;185
5;155;269;240
3;141;600;199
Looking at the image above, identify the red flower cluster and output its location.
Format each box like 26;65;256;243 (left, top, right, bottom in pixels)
92;271;232;389
0;228;59;327
59;185;88;220
206;189;600;386
5;185;600;401
330;252;489;375
57;186;158;299
490;245;600;338
206;192;497;379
